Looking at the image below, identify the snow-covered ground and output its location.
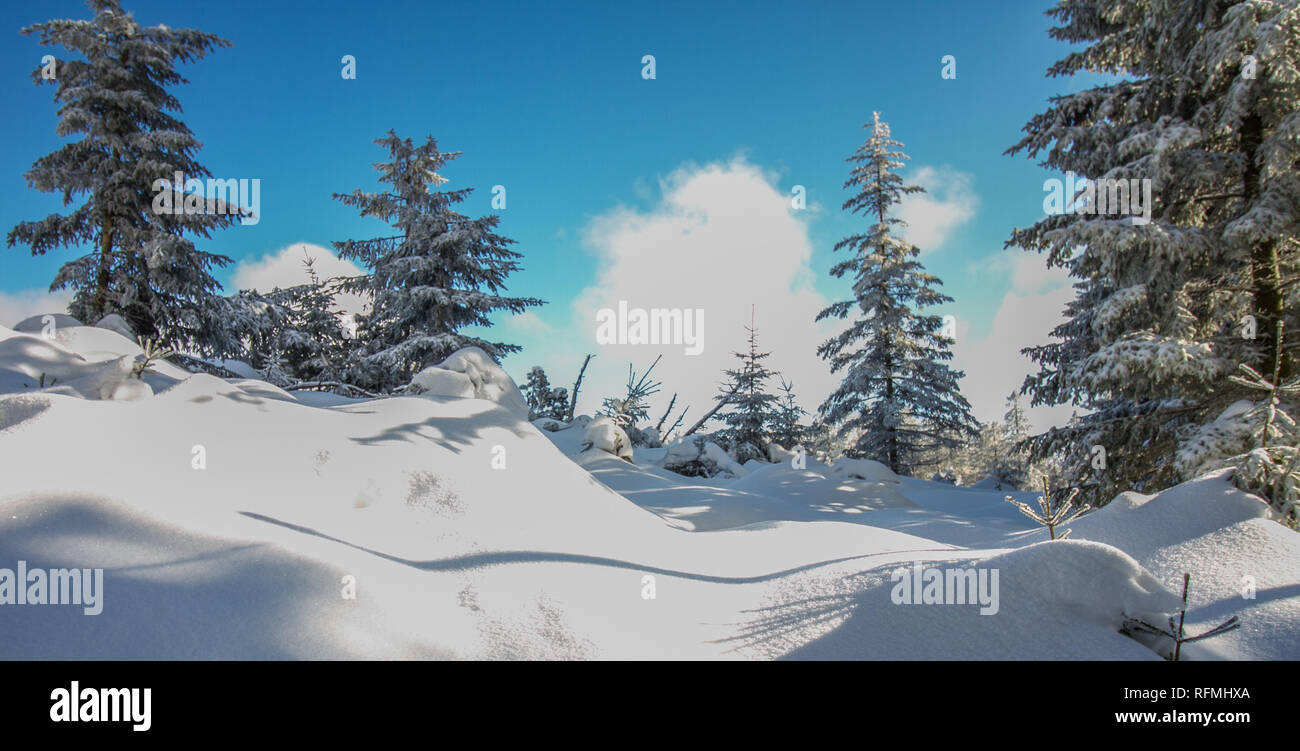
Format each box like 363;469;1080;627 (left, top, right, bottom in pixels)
1;317;1296;659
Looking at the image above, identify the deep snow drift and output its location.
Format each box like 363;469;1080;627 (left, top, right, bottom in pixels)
0;317;1296;659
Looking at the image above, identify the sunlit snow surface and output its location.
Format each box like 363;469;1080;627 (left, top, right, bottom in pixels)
0;318;1296;659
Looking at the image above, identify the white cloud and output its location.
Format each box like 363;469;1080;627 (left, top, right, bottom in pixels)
950;253;1077;432
896;166;978;252
571;158;840;425
0;288;74;329
231;242;369;319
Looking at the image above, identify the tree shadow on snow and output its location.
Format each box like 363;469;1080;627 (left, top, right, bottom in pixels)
238;510;949;585
0;495;445;659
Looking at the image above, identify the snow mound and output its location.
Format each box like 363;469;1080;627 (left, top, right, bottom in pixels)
703;442;747;477
410;347;528;416
13;313;80;332
658;436;746;478
766;540;1181;660
990;540;1181;628
409;367;476;399
44;325;145;364
583;415;633;460
206;358;260;379
968;476;1017;491
664;438;701;465
1061;470;1299;659
767;443;803;463
94;313;136;339
831;457;900;483
37;355;143;401
1070;470;1270;559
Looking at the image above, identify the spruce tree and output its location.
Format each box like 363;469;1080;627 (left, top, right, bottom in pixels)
1003;391;1030;447
1007;0;1300;503
289;257;350;382
7;0;239;353
258;256;348;383
816;112;978;474
523;366;553;419
772;376;808;449
334;132;544;392
523;366;569;421
718;320;779;455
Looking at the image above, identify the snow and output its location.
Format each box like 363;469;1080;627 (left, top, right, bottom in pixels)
582;415;634;461
968;476;1017;491
767;443;803;463
12;313;81;333
831;457;900;483
93;313;136;339
703;441;747;477
0;319;1297;660
410;347;529;416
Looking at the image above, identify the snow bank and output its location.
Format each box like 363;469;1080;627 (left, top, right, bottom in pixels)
767;443;803;463
969;476;1017;491
410;347;528;416
583;415;634;461
1061;471;1299;659
703;442;747;477
93;313;136;339
12;313;80;332
761;539;1181;660
1;320;1296;660
831;457;900;483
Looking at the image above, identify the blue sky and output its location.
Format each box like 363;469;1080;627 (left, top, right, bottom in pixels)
0;0;1096;429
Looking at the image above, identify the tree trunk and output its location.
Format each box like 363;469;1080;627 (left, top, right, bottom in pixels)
682;385;738;437
567;354;593;422
1241;112;1292;381
93;213;113;321
655;393;677;433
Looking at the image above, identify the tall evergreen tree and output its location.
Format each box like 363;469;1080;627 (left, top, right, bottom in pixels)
816;112;978;474
7;0;240;352
718;319;780;454
1007;0;1300;504
990;392;1033;488
334;132;544;392
1003;391;1030;447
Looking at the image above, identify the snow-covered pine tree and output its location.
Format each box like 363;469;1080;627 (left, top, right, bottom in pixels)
1007;0;1300;505
258;344;294;388
772;376;808;449
334;131;544;392
6;0;240;353
221;255;348;386
221;288;294;373
279;254;349;382
1180;321;1300;526
524;366;553;419
992;391;1032;488
1003;391;1030;447
601;357;662;429
816;112;978;475
523;366;570;421
717;320;780;459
